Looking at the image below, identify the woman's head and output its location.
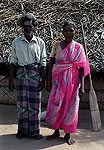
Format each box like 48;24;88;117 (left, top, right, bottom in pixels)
62;21;77;32
62;21;76;42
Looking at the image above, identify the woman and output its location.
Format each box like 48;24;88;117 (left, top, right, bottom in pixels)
45;21;89;145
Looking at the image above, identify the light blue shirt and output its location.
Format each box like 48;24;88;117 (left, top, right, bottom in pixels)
10;35;46;66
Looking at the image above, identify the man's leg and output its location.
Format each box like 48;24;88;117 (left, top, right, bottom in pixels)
27;80;43;139
16;79;29;138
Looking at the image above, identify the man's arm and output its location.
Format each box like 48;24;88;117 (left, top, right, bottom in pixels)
38;66;46;91
38;40;47;91
47;57;55;92
9;63;17;91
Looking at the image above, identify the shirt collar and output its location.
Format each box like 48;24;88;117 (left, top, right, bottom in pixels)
21;35;37;42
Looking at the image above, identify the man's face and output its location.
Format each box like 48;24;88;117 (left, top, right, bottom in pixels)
23;20;35;37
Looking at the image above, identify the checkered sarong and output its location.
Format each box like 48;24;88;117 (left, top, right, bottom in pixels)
16;64;41;136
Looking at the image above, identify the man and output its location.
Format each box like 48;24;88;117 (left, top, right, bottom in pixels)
9;13;46;140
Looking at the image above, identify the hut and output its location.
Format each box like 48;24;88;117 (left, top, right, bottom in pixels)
0;0;104;111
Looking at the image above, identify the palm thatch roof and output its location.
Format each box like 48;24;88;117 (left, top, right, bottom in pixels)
0;0;104;72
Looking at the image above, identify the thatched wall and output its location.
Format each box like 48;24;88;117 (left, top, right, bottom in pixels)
0;0;104;72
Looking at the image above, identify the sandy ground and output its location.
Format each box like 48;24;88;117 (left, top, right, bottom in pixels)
0;104;104;150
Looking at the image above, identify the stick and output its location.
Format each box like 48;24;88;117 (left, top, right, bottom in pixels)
81;22;102;131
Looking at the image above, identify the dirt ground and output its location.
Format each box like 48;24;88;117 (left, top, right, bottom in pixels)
0;104;104;150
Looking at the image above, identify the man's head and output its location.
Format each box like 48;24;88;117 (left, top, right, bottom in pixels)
18;13;38;40
19;13;38;28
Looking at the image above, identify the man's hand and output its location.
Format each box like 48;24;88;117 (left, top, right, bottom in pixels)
38;66;46;92
9;79;15;92
38;80;45;92
46;80;52;92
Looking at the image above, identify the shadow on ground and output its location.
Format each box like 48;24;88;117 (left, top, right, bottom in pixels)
0;134;66;150
0;127;104;150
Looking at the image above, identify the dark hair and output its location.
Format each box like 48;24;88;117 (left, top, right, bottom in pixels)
62;21;77;31
18;13;38;27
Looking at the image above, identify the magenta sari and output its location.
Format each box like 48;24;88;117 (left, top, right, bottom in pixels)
46;40;90;133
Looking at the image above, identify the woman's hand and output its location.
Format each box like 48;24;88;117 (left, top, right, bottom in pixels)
79;87;85;98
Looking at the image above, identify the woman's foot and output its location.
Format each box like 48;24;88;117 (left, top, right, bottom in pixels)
64;133;75;145
46;130;60;141
65;138;75;145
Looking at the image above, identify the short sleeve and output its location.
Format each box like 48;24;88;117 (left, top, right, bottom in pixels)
76;43;90;77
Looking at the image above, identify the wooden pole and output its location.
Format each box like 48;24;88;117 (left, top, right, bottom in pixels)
81;22;102;131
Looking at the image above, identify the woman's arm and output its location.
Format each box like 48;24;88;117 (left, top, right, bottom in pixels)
79;67;85;97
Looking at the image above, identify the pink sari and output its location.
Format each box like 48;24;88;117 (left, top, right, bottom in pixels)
46;40;89;133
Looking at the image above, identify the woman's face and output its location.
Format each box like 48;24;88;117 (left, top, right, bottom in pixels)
63;24;75;42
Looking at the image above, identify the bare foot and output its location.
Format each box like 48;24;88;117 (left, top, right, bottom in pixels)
65;138;75;145
46;131;60;141
64;133;75;145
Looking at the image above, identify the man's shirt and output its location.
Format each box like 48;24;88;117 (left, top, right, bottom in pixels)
10;35;46;66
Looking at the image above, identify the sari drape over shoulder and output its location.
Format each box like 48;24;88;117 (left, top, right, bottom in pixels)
46;40;90;133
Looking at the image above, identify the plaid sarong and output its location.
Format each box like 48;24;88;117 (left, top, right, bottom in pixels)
16;64;41;136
